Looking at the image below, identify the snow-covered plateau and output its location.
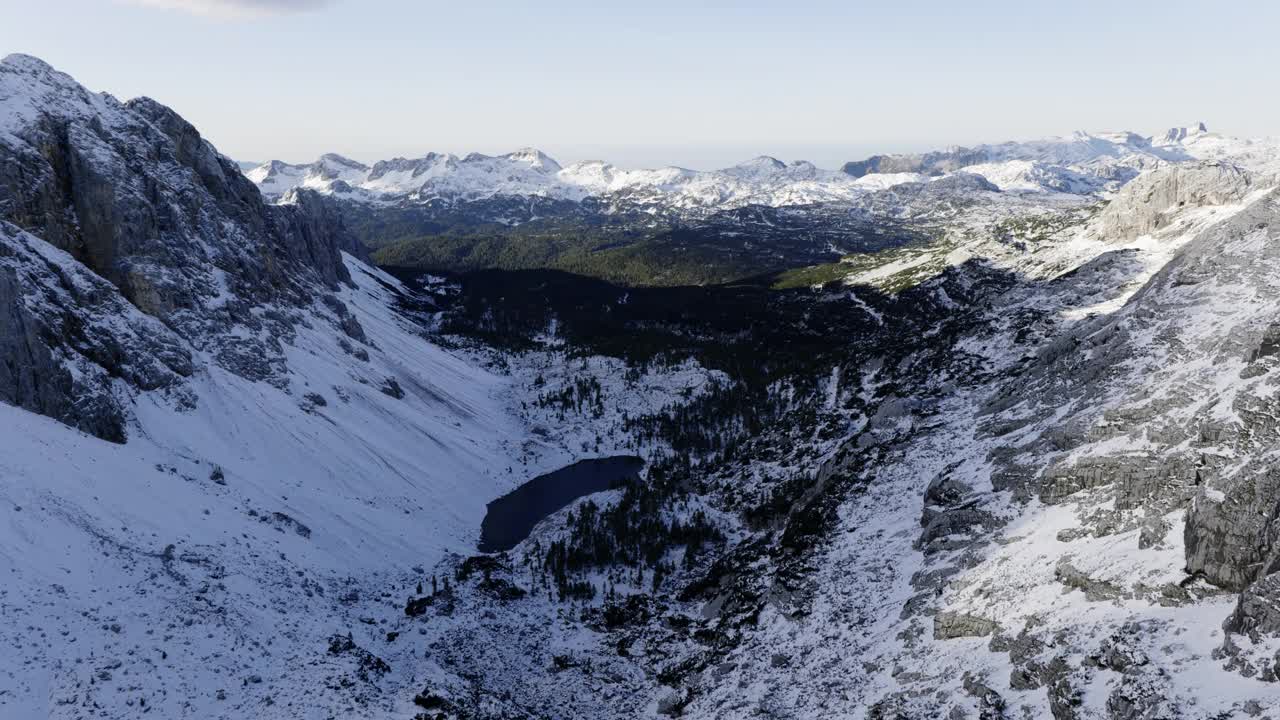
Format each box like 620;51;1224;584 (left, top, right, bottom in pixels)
6;52;1280;720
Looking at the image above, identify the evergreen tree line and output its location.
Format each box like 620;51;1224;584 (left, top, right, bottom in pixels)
527;459;724;602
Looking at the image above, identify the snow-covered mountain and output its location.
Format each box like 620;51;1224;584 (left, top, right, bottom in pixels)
245;123;1280;218
247;148;889;210
244;152;370;198
11;52;1280;720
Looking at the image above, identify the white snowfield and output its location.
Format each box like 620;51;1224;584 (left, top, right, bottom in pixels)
0;257;506;717
244;123;1280;212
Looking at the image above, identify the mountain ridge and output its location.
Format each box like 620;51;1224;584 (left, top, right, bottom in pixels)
243;122;1275;214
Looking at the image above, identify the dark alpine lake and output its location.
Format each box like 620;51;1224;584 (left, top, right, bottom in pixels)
478;455;644;552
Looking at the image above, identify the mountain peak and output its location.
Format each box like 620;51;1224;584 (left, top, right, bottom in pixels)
1161;122;1210;144
1;53;55;73
1;53;86;95
0;54;126;146
503;147;562;173
723;155;789;180
737;155;787;170
318;153;369;171
0;53;87;98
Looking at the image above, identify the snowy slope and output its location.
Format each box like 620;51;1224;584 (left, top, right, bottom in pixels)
696;170;1280;717
0;257;507;718
244;153;370;198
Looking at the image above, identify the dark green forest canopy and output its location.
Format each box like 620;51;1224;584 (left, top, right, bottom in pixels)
364;202;924;287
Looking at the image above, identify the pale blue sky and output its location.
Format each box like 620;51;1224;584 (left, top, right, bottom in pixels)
2;0;1274;169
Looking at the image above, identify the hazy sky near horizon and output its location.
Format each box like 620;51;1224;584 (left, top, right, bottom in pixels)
2;0;1276;169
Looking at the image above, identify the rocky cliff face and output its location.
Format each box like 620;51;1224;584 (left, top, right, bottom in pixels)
0;53;365;440
1093;160;1257;242
0;220;192;441
841;146;990;177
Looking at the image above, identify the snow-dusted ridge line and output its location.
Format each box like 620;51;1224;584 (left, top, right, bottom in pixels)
243;123;1280;212
246;148;889;209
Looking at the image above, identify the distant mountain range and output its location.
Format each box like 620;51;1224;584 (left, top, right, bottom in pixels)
237;123;1280;288
243;122;1277;214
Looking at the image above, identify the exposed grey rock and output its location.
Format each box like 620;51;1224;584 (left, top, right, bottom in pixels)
962;671;1008;712
320;293;367;342
924;469;973;507
1055;559;1129;602
0;54;364;438
1046;662;1086;720
918;504;994;551
302;392;327;410
1137;513;1171;549
1040;454;1197;511
1094;161;1254;243
1104;669;1173;720
842;147;988;178
1008;665;1040;691
0;221;191;441
278;187;370;266
380;377;405;399
961;673;1008;720
1185;473;1276;592
933;611;1001;640
1226;573;1280;639
989;628;1049;686
1247;321;1280;362
1092;628;1150;672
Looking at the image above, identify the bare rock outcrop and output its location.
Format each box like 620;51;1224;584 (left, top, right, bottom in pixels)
0;53;366;439
0;221;191;441
1094;161;1254;242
